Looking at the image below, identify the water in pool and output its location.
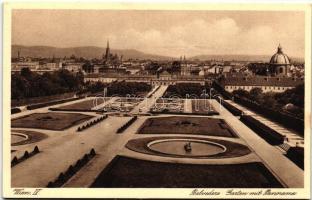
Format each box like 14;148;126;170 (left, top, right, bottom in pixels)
148;140;225;157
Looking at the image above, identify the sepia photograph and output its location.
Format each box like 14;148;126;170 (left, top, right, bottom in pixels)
2;2;311;199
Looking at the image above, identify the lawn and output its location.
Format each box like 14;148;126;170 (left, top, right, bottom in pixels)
54;98;106;111
90;156;283;188
11;130;48;146
137;117;237;137
11;112;93;130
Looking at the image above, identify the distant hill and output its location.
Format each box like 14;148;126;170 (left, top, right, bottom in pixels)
12;45;173;61
190;54;304;63
12;45;304;63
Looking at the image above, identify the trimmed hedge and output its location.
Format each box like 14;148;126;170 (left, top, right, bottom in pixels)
11;146;40;167
77;115;108;132
11;92;76;107
27;97;84;110
212;81;233;100
50;108;98;112
240;115;285;145
47;148;96;188
117;116;138;133
286;147;304;169
11;107;21;114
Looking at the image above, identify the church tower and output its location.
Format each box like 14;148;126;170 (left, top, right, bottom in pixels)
105;40;110;60
181;55;190;76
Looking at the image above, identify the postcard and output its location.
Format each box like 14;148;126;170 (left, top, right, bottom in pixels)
2;2;311;199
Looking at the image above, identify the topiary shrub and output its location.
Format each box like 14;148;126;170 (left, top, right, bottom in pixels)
23;151;29;158
75;159;82;168
58;172;65;182
33;146;39;153
90;148;96;156
11;156;18;166
66;165;75;176
47;181;54;188
82;154;89;163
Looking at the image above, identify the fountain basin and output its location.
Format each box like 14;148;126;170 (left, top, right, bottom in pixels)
147;139;226;157
126;136;251;159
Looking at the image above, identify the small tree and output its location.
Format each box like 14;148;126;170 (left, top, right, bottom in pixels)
249;87;263;102
20;67;32;78
232;89;250;98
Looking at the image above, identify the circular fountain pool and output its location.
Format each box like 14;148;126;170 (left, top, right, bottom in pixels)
147;139;226;157
126;136;251;159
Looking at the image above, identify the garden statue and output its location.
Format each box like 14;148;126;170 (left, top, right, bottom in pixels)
184;142;192;152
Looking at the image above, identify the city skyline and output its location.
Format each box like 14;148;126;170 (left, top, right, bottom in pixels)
12;10;304;58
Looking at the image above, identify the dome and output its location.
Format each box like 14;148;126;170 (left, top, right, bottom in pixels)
270;44;290;65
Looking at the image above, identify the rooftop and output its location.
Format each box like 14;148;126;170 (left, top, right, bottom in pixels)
221;76;303;87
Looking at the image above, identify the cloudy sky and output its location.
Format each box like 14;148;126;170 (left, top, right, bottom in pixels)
12;10;305;58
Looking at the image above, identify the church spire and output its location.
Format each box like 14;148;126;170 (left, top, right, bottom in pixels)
105;40;110;60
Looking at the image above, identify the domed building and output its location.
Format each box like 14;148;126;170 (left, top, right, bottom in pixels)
269;44;291;76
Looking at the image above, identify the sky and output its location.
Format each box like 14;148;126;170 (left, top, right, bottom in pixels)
12;10;305;58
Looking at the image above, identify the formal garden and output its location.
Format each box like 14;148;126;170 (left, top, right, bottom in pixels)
90;155;283;188
11;112;93;130
51;98;107;111
137;116;237;137
191;99;218;114
162;83;212;99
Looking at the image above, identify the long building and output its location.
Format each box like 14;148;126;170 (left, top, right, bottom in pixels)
84;73;214;86
219;45;304;93
220;75;303;93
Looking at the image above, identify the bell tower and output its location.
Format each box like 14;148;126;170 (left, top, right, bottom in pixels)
105;40;110;60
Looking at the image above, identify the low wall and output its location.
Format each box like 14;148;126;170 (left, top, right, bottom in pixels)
240;115;285;145
286;147;304;169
